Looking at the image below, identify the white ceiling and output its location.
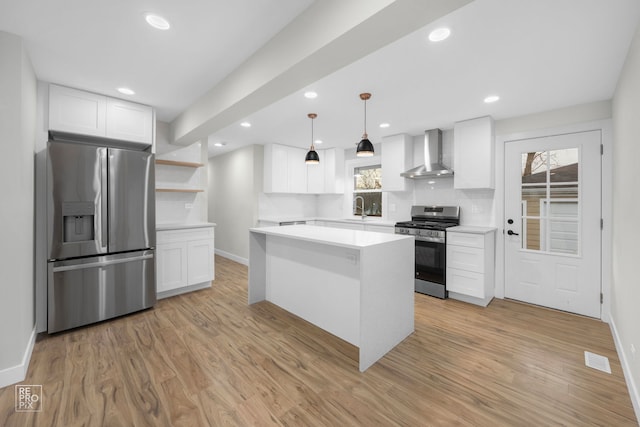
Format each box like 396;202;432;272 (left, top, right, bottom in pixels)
0;0;313;122
207;0;640;157
2;0;640;159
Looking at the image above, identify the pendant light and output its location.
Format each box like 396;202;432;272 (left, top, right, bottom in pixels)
356;92;375;157
305;113;320;164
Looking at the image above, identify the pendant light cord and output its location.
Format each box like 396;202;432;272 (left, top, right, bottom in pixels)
362;97;368;139
310;115;315;149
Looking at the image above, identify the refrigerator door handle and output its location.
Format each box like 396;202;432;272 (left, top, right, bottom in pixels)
52;253;154;273
99;148;108;252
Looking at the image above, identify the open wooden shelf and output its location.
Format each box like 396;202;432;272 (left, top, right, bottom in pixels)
156;159;204;168
156;188;204;193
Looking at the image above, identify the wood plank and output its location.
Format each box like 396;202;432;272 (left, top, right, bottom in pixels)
0;255;636;426
155;188;204;193
155;159;204;168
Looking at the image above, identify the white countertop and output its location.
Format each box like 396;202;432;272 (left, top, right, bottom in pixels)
448;225;497;234
250;224;412;249
157;222;216;231
258;216;397;227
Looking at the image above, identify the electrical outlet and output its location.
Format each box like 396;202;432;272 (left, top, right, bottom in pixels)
185;203;193;209
389;203;396;213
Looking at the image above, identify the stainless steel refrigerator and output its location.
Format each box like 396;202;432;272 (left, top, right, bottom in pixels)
46;137;156;333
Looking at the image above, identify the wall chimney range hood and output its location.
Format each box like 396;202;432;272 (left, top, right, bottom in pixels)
401;129;453;178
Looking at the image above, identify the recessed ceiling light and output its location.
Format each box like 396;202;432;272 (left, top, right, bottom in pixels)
304;91;318;99
145;14;170;30
214;142;226;147
314;139;323;145
428;27;451;42
379;123;390;128
117;87;135;95
240;121;251;128
484;95;500;103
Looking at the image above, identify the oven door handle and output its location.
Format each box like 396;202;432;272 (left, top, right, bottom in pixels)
414;236;445;244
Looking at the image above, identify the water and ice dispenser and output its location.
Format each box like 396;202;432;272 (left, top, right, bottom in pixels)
62;202;95;243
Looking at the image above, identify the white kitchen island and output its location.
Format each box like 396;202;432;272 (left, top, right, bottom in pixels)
249;225;414;372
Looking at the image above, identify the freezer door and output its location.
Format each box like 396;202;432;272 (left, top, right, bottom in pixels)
47;141;108;260
108;148;156;252
47;250;156;333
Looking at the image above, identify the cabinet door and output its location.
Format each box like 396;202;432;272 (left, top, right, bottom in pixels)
454;116;494;189
187;239;214;285
264;144;289;193
287;146;308;193
157;242;188;292
381;134;413;192
106;98;154;145
307;149;325;193
49;85;107;137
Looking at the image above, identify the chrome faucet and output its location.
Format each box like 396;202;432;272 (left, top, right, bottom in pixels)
354;196;367;219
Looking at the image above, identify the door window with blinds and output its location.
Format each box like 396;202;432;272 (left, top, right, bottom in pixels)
520;148;580;255
353;164;382;217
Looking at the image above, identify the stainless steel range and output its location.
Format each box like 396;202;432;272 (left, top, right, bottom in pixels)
395;206;460;298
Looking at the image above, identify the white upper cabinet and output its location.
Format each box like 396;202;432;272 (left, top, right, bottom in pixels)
381;133;413;192
264;144;343;194
320;148;344;194
106;98;154;144
264;144;307;193
307;157;325;193
48;84;154;147
453;116;495;189
288;146;308;193
49;85;107;137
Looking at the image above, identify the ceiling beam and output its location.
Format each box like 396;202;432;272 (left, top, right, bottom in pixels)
169;0;473;146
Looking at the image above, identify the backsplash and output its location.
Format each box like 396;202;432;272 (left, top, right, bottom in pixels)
259;193;318;219
413;178;496;225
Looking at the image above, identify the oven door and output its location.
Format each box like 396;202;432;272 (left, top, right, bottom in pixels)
415;238;446;285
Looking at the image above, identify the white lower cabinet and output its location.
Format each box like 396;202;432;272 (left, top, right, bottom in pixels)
157;241;188;292
446;229;495;306
157;226;215;298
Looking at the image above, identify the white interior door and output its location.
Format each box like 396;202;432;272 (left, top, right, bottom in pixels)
504;130;601;318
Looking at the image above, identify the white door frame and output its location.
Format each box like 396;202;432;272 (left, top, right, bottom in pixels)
494;119;612;322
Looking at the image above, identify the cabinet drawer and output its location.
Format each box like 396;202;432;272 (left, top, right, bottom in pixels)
447;232;484;248
447;245;484;273
157;227;214;243
447;268;484;298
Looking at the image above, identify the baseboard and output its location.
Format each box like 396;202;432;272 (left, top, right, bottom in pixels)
215;249;248;266
609;317;640;422
0;326;37;388
157;281;211;300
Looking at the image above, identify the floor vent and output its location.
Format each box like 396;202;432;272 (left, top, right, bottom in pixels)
584;351;611;374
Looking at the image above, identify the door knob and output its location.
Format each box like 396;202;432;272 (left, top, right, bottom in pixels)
507;230;519;236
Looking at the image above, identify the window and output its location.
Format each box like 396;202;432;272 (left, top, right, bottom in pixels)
353;164;382;217
520;148;579;255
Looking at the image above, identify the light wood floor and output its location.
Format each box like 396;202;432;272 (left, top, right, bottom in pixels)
1;255;637;426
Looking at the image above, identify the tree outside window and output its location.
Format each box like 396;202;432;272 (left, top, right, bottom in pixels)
353;165;382;217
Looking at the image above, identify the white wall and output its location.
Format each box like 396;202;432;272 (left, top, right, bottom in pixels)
0;31;37;387
208;145;263;263
155;125;209;225
612;22;640;419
